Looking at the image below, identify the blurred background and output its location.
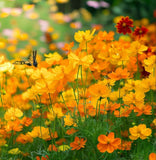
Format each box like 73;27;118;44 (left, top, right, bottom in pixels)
0;0;156;60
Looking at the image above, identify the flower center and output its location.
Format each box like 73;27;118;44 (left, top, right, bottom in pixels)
122;22;126;27
139;30;142;34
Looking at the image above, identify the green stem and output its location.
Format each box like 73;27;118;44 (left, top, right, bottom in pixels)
136;53;140;80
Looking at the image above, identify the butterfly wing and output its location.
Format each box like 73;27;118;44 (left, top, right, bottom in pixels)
26;50;37;67
24;50;33;66
13;61;26;65
33;50;38;67
13;50;38;67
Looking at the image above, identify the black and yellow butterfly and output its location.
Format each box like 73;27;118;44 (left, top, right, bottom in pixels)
13;50;38;67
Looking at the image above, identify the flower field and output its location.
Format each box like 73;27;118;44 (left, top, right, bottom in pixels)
0;1;156;160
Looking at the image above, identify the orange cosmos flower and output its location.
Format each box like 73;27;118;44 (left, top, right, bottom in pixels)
70;136;87;150
108;68;130;80
116;16;134;35
5;120;23;132
16;133;33;144
149;153;156;160
51;131;58;139
20;117;33;127
134;104;152;116
32;109;41;118
118;140;132;151
121;130;129;138
114;105;133;117
92;24;103;31
62;42;74;54
126;57;137;77
66;128;78;135
97;132;121;153
0;138;6;147
48;144;57;152
129;124;152;140
36;155;49;160
107;103;120;113
96;31;114;41
55;138;66;145
88;83;111;98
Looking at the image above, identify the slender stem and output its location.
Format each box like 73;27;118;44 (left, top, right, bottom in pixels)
60;92;70;112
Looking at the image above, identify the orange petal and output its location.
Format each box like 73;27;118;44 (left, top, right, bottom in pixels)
97;143;107;153
98;135;108;144
107;144;115;153
149;153;156;160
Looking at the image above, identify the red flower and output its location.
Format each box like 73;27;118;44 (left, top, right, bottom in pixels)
133;26;148;38
116;16;134;35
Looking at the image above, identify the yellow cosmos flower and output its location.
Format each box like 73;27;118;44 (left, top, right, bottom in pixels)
58;145;70;152
4;107;23;121
28;126;50;140
113;16;123;23
64;114;75;127
80;8;92;21
128;41;148;56
68;51;94;68
123;91;145;106
29;39;37;46
129;124;152;140
0;41;6;49
0;12;9;18
140;75;156;92
45;52;62;65
13;28;21;38
141;18;149;26
109;89;125;101
7;45;16;52
51;12;65;24
119;35;131;42
61;88;77;102
47;27;54;32
47;108;56;121
19;33;29;40
52;33;59;40
8;148;21;155
23;4;35;11
144;55;156;73
56;0;69;3
27;12;39;19
74;29;96;43
0;56;5;64
0;61;14;73
152;119;156;126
